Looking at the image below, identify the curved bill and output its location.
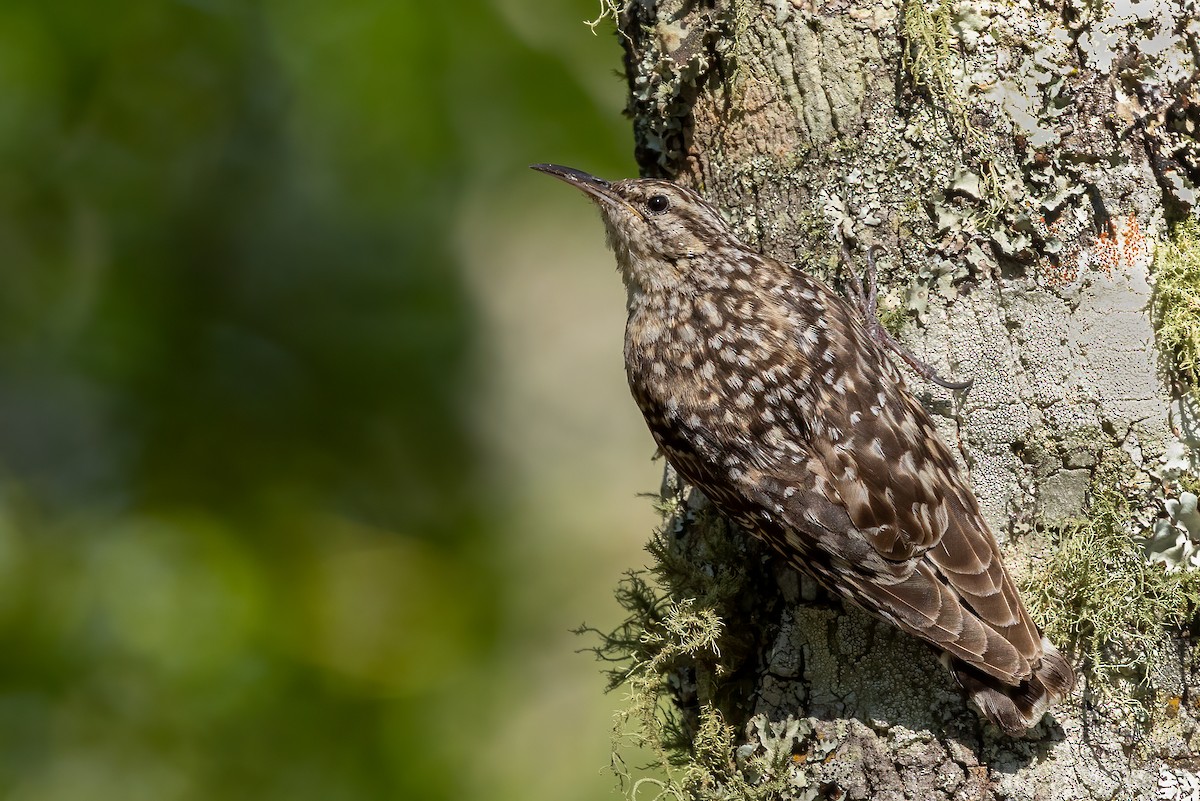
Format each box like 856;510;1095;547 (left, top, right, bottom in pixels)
530;163;642;219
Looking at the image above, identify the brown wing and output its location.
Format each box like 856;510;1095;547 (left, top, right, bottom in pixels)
799;306;959;561
749;304;1044;685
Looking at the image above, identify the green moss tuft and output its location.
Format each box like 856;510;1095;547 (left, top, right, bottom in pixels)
901;0;968;140
875;302;909;341
578;482;807;798
1022;454;1200;692
1150;217;1200;386
617;597;725;762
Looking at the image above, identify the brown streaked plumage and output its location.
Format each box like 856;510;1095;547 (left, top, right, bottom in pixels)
532;163;1075;736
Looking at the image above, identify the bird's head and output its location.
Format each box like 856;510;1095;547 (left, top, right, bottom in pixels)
532;164;740;302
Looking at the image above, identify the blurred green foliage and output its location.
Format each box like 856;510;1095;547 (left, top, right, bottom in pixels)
0;1;634;798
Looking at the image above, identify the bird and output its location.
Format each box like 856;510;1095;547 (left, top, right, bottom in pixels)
532;163;1075;736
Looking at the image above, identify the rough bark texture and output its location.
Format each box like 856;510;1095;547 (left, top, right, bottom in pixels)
606;1;1200;798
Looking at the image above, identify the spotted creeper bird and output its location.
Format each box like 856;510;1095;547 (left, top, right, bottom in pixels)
533;163;1074;736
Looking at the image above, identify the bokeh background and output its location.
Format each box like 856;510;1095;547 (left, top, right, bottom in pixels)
0;1;661;798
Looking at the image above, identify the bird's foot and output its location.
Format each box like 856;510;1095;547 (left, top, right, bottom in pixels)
838;242;974;392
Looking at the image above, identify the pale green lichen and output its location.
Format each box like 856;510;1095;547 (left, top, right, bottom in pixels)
613;597;725;763
1144;492;1200;572
579;488;818;799
585;0;628;34
627;10;724;174
625;705;813;801
1150;217;1200;386
585;580;828;800
1022;455;1200;694
899;1;1019;229
901;0;964;137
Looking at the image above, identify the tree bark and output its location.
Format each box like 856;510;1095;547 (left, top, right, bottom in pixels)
602;1;1200;798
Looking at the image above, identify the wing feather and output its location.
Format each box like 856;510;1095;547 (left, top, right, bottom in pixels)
738;300;1045;685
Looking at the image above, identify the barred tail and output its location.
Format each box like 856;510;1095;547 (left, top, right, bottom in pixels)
951;638;1075;737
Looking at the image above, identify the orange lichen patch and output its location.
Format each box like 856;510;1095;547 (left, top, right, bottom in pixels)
1085;213;1151;277
1167;695;1181;717
1042;253;1080;289
1040;213;1151;289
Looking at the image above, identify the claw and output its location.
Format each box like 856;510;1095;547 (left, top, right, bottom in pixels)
837;241;974;391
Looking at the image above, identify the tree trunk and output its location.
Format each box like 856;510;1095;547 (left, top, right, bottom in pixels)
597;1;1200;798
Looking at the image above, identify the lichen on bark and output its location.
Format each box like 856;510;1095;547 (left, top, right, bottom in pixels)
1152;217;1200;388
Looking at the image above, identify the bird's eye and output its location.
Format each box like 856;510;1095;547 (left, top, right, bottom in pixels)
646;194;670;214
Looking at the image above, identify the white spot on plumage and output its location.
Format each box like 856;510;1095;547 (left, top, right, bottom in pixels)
934;500;949;533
